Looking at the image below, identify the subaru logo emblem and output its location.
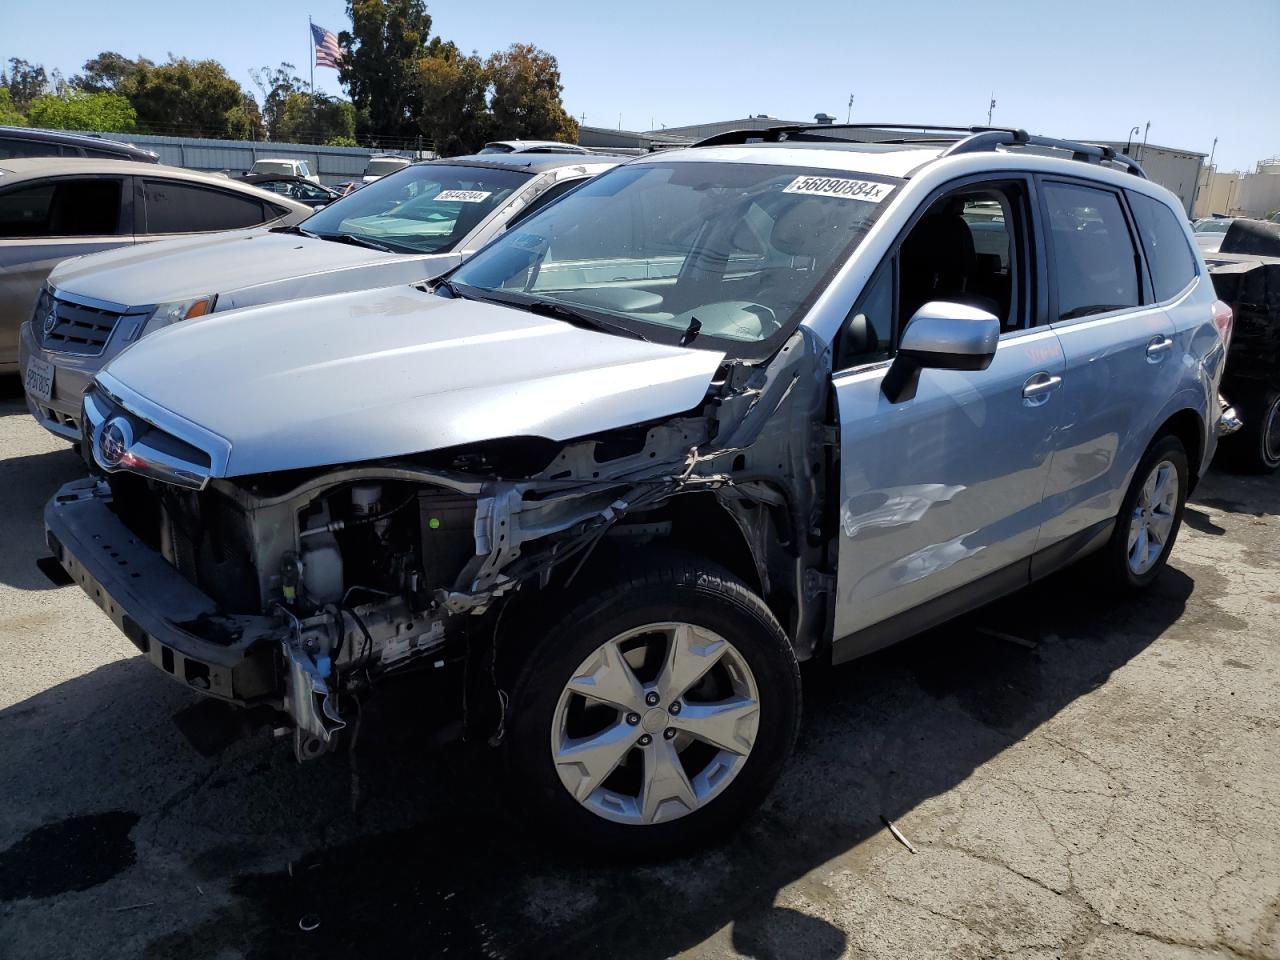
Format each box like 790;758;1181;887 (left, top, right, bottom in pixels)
98;418;133;469
42;309;57;336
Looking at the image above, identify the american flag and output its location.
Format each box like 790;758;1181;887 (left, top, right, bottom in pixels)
311;23;343;69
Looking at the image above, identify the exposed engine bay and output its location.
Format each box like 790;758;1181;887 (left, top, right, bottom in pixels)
73;326;836;761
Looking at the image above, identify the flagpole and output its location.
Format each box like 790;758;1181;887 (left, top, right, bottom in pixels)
309;15;315;95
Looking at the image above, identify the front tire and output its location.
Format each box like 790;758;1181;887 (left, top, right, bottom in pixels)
505;554;800;858
1092;434;1189;590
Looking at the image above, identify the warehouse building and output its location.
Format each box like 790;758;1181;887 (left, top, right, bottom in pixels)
1094;142;1206;215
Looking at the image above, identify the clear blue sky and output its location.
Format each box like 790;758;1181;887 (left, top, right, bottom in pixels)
4;0;1277;170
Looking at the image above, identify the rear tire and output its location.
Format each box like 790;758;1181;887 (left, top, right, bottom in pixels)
1220;383;1280;473
1090;434;1189;591
504;553;800;859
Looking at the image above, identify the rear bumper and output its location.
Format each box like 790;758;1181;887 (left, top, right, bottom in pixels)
45;478;281;704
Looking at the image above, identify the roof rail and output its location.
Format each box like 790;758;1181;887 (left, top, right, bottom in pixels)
692;123;1149;179
940;131;1148;178
692;123;1025;148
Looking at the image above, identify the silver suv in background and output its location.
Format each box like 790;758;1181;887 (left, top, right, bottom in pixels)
20;152;623;439
47;125;1227;857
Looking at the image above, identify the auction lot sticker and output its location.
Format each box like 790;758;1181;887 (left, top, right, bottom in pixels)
434;190;492;203
782;176;894;203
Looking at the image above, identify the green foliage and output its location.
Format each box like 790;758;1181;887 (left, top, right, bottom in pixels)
276;93;356;143
250;62;307;138
485;44;578;146
326;135;359;147
249;63;354;144
25;91;137;132
74;52;152;93
5;58;48;109
415;38;491;155
127;57;250;138
340;0;432;139
0;88;26;126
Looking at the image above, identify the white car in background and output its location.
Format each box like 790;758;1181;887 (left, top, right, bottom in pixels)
1193;217;1235;254
20;152;624;439
248;158;321;184
362;155;412;183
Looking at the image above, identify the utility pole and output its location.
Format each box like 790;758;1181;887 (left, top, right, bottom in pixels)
847;93;854;124
1140;120;1151;160
1124;125;1140;155
987;94;996;126
1200;136;1218;216
308;15;314;98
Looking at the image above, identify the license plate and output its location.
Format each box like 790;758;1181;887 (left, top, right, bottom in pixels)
25;357;54;403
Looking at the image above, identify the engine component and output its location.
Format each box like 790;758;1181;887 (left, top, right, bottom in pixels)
300;501;344;604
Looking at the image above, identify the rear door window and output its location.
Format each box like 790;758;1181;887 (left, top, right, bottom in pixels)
1128;192;1198;301
1042;181;1141;321
0;178;124;237
0;137;68;159
141;180;272;234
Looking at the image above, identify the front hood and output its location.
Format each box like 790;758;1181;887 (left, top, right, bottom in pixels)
101;287;725;476
48;230;422;307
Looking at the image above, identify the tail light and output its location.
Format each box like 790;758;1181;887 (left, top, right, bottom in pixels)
1212;300;1233;346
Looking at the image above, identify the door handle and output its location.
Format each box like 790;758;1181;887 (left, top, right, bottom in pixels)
1022;372;1063;401
1146;335;1175;362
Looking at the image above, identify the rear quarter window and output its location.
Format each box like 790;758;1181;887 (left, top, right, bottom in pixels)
142;180;272;233
1128;192;1198;301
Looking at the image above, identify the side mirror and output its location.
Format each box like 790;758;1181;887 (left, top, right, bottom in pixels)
881;301;1001;403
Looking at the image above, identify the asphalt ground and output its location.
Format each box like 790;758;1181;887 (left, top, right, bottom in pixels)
1;372;1277;960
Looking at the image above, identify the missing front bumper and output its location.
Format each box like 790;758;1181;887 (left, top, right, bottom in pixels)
45;478;281;705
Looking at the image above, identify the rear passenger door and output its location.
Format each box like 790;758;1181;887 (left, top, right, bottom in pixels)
0;175;134;366
831;175;1067;655
137;178;290;239
1035;178;1180;550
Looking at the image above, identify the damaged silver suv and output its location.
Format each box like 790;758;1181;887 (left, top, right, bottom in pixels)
46;124;1229;855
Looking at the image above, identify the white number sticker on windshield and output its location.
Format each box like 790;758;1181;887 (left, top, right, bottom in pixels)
782;176;893;203
434;190;492;203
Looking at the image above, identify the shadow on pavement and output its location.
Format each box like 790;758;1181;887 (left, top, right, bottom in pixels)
0;443;86;591
1195;461;1280;519
0;373;24;402
0;553;1194;960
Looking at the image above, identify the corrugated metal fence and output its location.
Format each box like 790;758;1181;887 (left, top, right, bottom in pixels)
65;131;421;186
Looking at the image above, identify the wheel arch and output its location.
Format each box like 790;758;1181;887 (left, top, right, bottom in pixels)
1155;406;1206;491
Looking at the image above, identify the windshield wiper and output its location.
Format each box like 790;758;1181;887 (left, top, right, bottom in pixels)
275;223;320;238
522;299;647;341
433;277;468;299
317;232;396;253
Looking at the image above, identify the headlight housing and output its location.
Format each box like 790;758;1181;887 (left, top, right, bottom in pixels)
135;295;217;340
31;285;53;325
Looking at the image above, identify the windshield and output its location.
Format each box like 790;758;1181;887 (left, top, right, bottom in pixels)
450;160;900;352
252;161;296;176
303;163;532;254
1195;219;1231;234
365;158;407;177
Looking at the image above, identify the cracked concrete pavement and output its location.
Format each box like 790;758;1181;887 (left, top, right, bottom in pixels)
0;373;1277;959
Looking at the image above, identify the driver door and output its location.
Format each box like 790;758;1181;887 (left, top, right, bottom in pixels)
830;176;1066;659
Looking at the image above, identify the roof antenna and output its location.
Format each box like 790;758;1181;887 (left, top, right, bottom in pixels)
679;316;702;347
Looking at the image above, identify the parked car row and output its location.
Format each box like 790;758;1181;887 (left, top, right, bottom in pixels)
16;151;623;438
1;158;314;377
10;124;1237;856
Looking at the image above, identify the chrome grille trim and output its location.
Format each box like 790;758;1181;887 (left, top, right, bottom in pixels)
84;372;234;490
